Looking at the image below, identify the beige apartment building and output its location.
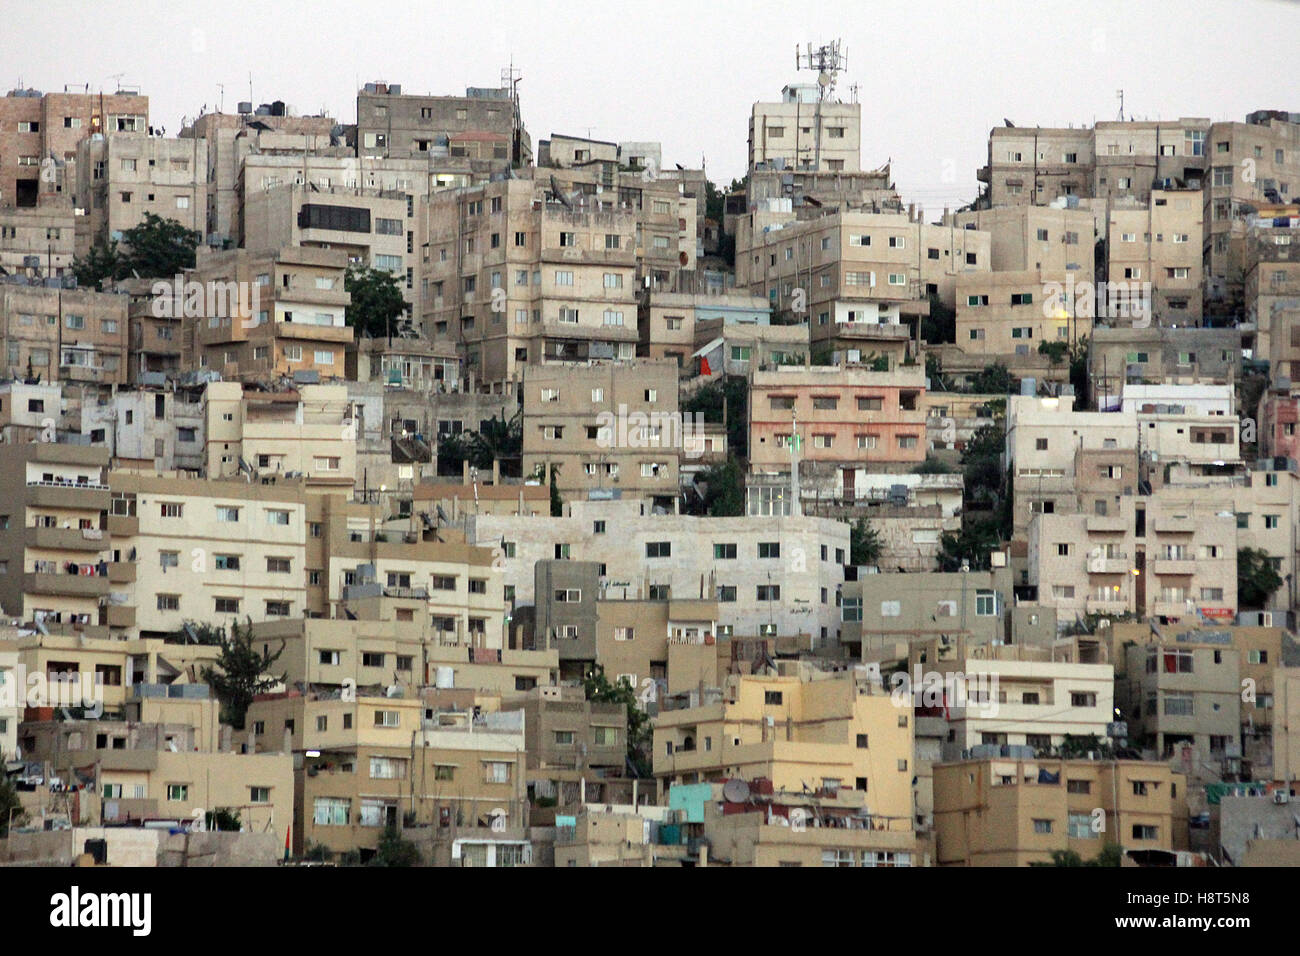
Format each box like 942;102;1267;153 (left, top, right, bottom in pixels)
0;283;129;385
953;204;1097;280
748;86;861;172
953;270;1092;371
691;316;807;377
202;381;356;488
356;80;529;169
736;209;990;356
748;365;927;488
183;245;353;381
933;757;1187;866
246;618;555;695
1105;189;1203;324
1029;494;1238;623
420;177;639;389
0;87;148;209
521;360;680;505
242;184;414;314
103;472;310;639
653;667;914;830
1270;667;1300;784
638;291;772;365
1245;220;1300;369
74;134;208;249
0;381;62;444
1088;327;1239;406
0;206;76;278
520;685;627;773
0;444;112;627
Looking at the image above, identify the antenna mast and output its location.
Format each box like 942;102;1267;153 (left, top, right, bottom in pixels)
796;40;848;171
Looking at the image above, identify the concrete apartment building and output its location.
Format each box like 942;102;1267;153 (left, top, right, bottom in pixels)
748;365;927;491
1005;394;1140;538
465;500;850;643
420;177;639;390
1;87;148;209
1121;633;1242;773
1088;326;1239;408
1270;667;1300;784
78;385;205;473
653;667;915;834
1029;494;1238;623
0;281;129;385
748;86;861;173
177;107;339;244
0;206;76;278
978;119;1211;209
245;691;526;858
933;756;1187;866
0;381;62;444
521;360;680;505
953;269;1092;370
520;685;627;774
202;381;356;488
736;209;989;357
639;291;772;365
953;203;1097;280
1202;113;1300;307
74;134;208;249
1104;189;1203;324
102;472;310;638
246;618;555;695
0;638;17;759
532;559;721;687
356;80;530;169
0;444;112;627
1245;220;1300;370
242;182;412;312
182;246;352;381
1120;383;1242;476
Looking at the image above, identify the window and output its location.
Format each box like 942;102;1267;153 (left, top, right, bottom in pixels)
975;590;997;616
313;798;349;826
266;510;290;526
1071;692;1098;708
758;542;780;559
214;597;240;614
713;543;737;560
374;710;400;728
215;505;240;523
483;761;510;784
646;541;671;558
1032;819;1053;834
159;551;179;570
157;594;180;611
757;584;780;601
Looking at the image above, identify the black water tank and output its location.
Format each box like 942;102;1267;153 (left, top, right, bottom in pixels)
84;838;107;865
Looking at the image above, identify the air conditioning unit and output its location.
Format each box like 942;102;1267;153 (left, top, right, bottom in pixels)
1274;790;1289;805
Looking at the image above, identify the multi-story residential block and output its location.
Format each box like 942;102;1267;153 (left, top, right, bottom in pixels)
420;177;640;389
78;385;205;473
242;184;415;314
953;269;1092;372
1088;326;1240;407
954;203;1097;279
522;360;680;505
0;280;129;384
748;364;927;493
1104;189;1203;324
0;444;112;627
639;291;772;365
465;500;850;643
0;380;61;444
74;134;208;249
183;245;352;381
653;667;915;840
202;381;356;487
933;756;1187;865
1245;219;1300;369
1;86;148;209
520;685;627;773
0;206;76;278
748;86;861;172
356;80;530;169
1029;494;1238;623
1121;383;1241;474
690;312;806;376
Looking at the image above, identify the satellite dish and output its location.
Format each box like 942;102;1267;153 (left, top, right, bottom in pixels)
818;72;832;88
722;779;751;803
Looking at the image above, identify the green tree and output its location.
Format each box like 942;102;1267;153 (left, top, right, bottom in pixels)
344;265;406;338
0;773;25;837
936;516;1003;572
205;808;242;832
922;294;956;344
682;377;749;457
549;464;564;517
1037;339;1068;366
1069;336;1090;406
465;411;522;473
913;457;955;474
850;517;882;566
371;824;421;866
583;664;651;776
970;363;1014;395
72;239;126;288
961;421;1006;509
698;456;745;516
120;213;201;278
1238;547;1283;608
200;617;286;730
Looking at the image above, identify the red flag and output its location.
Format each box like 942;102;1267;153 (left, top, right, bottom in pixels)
700;356;712;376
284;824;291;862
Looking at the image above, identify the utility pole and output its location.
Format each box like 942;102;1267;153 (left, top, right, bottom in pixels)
789;409;802;516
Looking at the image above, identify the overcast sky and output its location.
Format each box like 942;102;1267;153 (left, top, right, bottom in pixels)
6;0;1299;211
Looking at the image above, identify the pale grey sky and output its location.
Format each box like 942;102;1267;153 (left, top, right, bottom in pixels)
5;0;1299;210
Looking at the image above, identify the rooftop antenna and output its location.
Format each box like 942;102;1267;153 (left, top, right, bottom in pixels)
107;73;126;93
1116;89;1125;122
796;40;848;171
217;83;225;113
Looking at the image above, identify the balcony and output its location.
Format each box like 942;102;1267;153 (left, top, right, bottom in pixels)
1151;601;1193;618
1085;596;1128;615
1152;558;1196;576
23;526;107;552
23;571;110;598
107;513;138;536
108;562;136;584
1086;514;1127;533
1086;557;1130;575
1153;516;1195;534
26;481;110;510
104;604;136;629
